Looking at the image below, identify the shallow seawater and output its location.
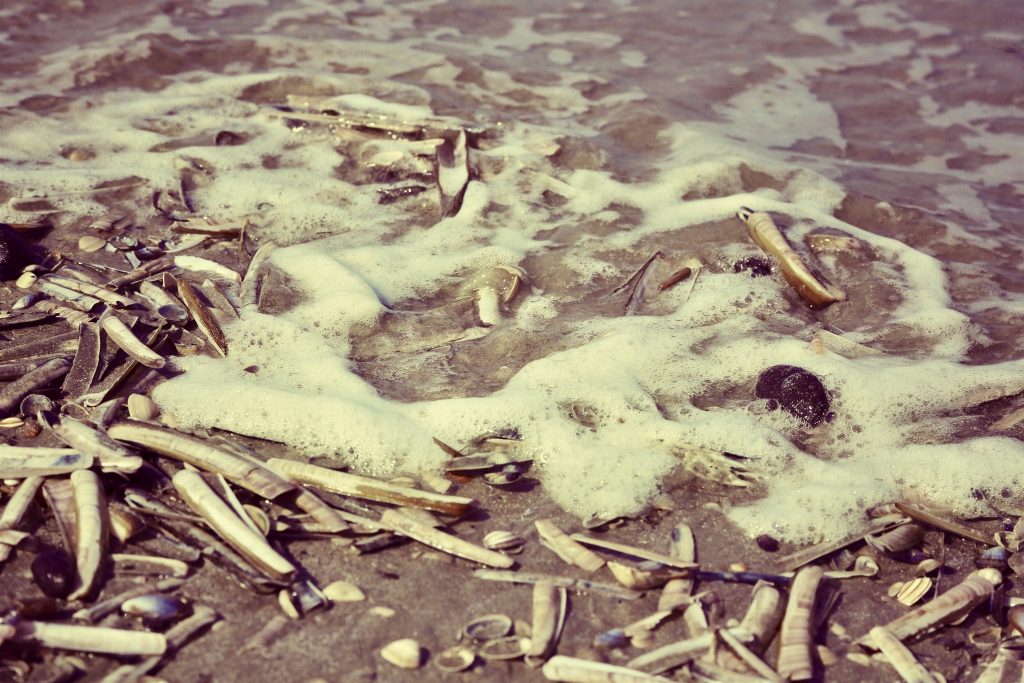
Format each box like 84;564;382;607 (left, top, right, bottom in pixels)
2;0;1024;543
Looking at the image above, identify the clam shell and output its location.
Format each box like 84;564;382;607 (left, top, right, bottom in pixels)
479;635;530;661
15;271;37;289
483;531;525;553
434;645;475;673
380;638;424;669
976;546;1010;571
483;465;524;487
464;613;513;641
895;577;933;606
78;236;107;252
31;549;75;599
323;580;366;603
914;559;942;577
126;394;160;421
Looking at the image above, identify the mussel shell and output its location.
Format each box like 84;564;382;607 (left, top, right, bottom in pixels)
976;546;1011;571
109;234;138;250
134;246;164;261
122;594;190;627
157;303;189;326
463;613;513;641
755;364;831;426
434;645;475;673
31;549;76;599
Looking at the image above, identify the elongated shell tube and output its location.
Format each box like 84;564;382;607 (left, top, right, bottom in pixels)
68;470;109;601
738;208;846;308
777;565;824;681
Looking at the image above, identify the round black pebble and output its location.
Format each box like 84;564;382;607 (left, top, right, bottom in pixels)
755;364;831;427
31;549;76;599
733;256;772;277
755;534;780;552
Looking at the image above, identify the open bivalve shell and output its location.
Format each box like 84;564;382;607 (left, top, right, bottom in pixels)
434;645;476;673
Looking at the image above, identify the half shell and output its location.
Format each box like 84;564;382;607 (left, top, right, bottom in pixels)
380;638;425;669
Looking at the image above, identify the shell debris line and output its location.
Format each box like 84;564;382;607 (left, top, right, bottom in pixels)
0;77;1023;683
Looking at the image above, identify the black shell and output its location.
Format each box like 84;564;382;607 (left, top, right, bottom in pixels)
31;549;76;599
755;364;831;426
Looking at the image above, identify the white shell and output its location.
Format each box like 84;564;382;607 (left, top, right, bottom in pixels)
78;235;107;252
380;638;424;669
322;580;366;603
896;577;933;606
484;531;526;553
16;272;37;289
126;394;160;421
278;589;300;619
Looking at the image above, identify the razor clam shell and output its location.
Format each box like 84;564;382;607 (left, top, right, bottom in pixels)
98;310;166;369
380;638;424;669
177;278;227;356
444;451;531;474
61;322;101;398
776;565;825;681
738;581;786;652
869;626;937;683
200;278;239;319
658;522;695;612
894;502;993;545
434;645;476;673
51;418;143;474
464;613;513;641
172;469;296;582
174;255;241;283
41;274;138;308
109;421;295;500
379;508;514;568
480;636;531;661
542;655;673;682
862;570;1001;648
0;450;93;478
526;581;566;666
473;569;642;601
267;457;473;516
68;469;109;601
0;357;71;416
570;533;698;571
239;241;277;308
738;208;846;308
0;475;44;531
716;628;785;683
535;519;605;573
11;621;167;656
111;553;191;578
42;478;78;554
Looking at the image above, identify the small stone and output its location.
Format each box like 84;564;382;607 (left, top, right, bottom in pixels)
755;534;780;552
755;364;831;426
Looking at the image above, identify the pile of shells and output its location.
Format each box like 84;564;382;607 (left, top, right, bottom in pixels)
2;98;1024;683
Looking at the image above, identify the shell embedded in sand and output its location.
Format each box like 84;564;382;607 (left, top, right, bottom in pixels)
380;638;424;669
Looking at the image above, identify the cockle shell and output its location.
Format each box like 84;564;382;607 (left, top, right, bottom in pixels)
380;638;425;669
464;613;513;641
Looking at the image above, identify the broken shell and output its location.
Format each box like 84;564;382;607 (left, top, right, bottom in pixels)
464;613;513;641
458;265;527;326
479;635;531;660
121;594;189;627
895;577;933;606
322;580;366;602
278;589;300;620
435;645;476;673
484;530;526;553
914;559;943;577
126;394;160;421
756;364;831;427
484;464;525;487
380;638;425;669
